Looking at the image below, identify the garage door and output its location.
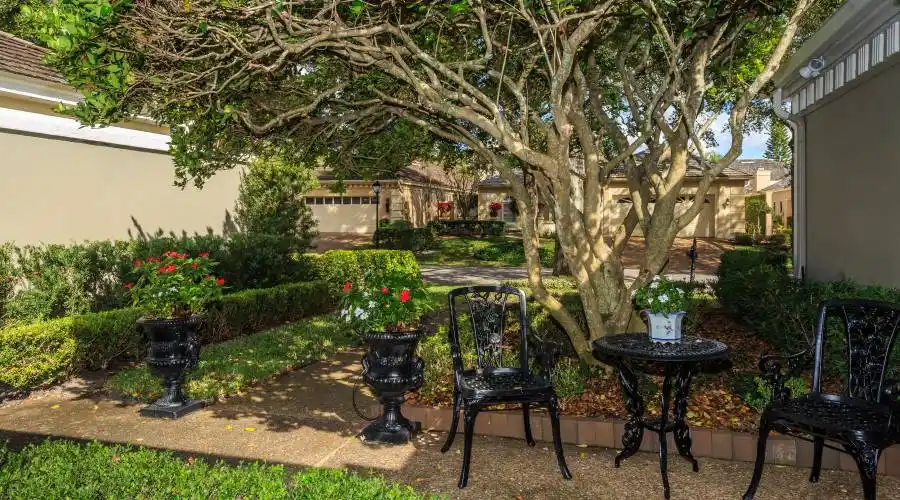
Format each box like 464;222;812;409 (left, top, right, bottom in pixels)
308;196;378;234
608;195;715;237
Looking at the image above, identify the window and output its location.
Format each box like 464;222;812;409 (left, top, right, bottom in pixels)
305;197;315;205
324;197;333;205
315;197;324;205
779;201;784;214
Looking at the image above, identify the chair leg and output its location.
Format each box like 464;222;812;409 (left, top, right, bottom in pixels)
441;391;462;453
457;406;478;489
549;396;572;480
809;437;824;483
523;403;536;447
742;416;771;500
850;444;879;500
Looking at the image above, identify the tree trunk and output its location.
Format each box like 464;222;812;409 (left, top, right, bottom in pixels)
552;236;569;276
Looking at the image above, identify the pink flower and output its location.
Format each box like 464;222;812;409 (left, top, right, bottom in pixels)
399;289;411;303
133;259;143;268
123;282;133;289
381;287;389;294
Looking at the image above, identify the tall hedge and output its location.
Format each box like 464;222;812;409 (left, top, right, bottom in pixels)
715;248;900;377
0;280;335;395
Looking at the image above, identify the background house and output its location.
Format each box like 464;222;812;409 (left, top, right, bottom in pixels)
737;159;792;234
0;32;240;246
477;157;752;239
306;162;464;234
774;0;900;285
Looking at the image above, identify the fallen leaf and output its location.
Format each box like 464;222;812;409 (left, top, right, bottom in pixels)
575;443;588;448
244;427;255;432
50;404;60;409
112;455;120;462
92;405;99;411
580;452;588;459
226;425;233;431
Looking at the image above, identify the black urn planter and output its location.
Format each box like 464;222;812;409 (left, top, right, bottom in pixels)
138;316;204;419
360;329;429;445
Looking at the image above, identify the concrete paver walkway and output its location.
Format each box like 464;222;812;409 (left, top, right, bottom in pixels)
1;351;895;499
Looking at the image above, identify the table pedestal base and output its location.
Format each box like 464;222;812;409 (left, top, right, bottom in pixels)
614;362;699;499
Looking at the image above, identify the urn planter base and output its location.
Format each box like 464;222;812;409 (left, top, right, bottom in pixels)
140;399;205;419
359;329;429;446
360;394;422;445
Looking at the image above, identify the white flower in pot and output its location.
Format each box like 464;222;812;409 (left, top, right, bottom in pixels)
632;276;691;343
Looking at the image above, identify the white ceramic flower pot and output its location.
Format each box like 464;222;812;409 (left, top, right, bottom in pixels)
645;311;686;343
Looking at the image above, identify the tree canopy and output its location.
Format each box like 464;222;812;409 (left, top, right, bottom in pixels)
27;0;828;362
764;117;792;167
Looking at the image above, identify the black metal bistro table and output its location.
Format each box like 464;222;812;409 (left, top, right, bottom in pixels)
592;333;728;499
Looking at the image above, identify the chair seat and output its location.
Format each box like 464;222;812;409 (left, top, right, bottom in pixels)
766;393;899;440
459;368;553;400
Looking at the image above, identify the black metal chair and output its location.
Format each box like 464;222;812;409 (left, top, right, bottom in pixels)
441;285;572;488
744;299;900;500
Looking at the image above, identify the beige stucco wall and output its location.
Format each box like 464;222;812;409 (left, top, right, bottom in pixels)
771;189;792;222
307;180;457;232
803;60;900;285
0;130;241;245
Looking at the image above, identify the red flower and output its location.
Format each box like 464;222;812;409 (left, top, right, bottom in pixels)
123;282;133;289
158;264;176;274
381;287;389;294
148;257;161;263
343;281;353;293
191;262;199;269
198;252;210;258
399;289;411;303
216;278;225;285
133;259;143;268
178;253;188;259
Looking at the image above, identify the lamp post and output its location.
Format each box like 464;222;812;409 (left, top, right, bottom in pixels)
373;180;381;248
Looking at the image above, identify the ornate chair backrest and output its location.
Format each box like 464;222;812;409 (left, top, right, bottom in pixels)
812;299;900;402
447;286;529;377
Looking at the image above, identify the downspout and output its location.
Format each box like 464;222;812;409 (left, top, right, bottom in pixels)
772;88;805;280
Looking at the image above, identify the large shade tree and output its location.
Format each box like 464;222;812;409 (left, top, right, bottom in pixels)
29;0;819;363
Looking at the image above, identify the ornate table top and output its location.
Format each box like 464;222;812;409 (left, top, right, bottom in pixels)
592;333;728;363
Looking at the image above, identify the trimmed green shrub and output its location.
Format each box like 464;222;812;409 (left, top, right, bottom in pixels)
2;232;319;325
0;440;428;499
427;219;506;237
732;232;754;246
716;248;900;378
0;280;336;394
471;238;554;267
309;250;421;288
373;226;438;252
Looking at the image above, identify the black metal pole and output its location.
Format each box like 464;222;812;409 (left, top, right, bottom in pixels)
374;191;380;249
687;238;697;284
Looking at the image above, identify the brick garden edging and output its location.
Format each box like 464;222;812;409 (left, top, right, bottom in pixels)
398;403;900;477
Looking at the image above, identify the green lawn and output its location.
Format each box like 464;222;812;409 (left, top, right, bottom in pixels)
416;236;554;268
108;314;353;401
0;440;430;499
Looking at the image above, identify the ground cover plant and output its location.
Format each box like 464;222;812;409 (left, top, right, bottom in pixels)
0;440;430;499
108;314;352;401
416;237;554;268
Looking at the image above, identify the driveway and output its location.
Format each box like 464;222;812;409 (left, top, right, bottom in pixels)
421;265;715;286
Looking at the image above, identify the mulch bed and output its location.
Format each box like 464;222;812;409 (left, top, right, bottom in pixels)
410;307;775;433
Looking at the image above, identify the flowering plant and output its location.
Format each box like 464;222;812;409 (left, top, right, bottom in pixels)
632;276;690;314
489;202;502;210
437;201;453;215
340;268;433;332
127;251;225;319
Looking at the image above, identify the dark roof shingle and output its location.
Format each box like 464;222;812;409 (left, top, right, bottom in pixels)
0;31;64;84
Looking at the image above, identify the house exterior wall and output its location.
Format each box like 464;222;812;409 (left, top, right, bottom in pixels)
306;180;457;233
803;60;900;285
0;130;241;245
771;189;792;223
306;182;392;234
477;187;507;221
